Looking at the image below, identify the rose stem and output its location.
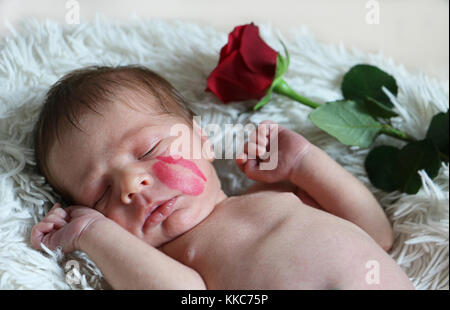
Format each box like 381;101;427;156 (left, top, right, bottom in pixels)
273;79;320;109
380;124;416;143
273;79;448;162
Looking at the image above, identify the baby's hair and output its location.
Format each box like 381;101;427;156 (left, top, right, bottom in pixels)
33;65;194;202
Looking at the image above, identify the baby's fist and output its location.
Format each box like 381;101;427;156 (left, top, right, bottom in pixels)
236;120;310;183
31;203;105;253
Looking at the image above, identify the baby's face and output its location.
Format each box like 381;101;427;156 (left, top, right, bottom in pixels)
48;94;225;247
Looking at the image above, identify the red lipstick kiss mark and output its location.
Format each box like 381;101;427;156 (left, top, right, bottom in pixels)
157;156;207;181
152;156;206;196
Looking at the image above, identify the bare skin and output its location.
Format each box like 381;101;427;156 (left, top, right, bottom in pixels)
161;190;412;289
161;122;413;289
31;95;414;289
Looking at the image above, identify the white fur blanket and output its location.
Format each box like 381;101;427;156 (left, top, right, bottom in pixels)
0;17;448;290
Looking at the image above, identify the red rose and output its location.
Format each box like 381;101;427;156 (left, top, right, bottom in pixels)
205;23;278;103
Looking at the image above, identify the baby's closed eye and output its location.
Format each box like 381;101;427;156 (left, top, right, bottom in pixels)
139;140;162;160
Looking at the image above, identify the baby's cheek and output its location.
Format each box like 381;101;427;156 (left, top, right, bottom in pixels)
106;210;131;231
152;161;205;196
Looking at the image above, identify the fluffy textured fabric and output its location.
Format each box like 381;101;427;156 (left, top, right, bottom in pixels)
0;17;448;290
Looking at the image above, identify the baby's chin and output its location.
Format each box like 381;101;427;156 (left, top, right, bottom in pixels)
145;195;214;247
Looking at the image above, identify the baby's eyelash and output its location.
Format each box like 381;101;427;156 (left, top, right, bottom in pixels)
93;140;162;207
140;141;161;159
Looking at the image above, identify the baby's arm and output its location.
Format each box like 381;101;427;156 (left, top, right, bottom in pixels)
289;142;393;251
78;218;206;290
31;204;205;290
237;120;393;251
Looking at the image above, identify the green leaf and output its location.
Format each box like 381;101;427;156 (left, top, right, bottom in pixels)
365;139;441;194
279;39;290;69
342;64;398;118
254;88;274;110
254;40;290;111
365;146;401;192
397;139;441;194
274;40;290;79
426;110;449;160
364;97;399;118
309;100;383;148
275;53;286;79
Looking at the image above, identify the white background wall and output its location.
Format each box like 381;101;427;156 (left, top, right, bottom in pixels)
0;0;448;80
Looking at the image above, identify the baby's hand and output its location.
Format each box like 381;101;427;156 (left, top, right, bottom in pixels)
30;203;105;253
236;120;311;183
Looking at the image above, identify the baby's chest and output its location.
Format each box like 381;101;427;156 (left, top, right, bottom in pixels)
164;193;365;289
169;193;313;288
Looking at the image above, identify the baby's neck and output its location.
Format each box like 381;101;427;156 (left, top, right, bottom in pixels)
157;188;228;252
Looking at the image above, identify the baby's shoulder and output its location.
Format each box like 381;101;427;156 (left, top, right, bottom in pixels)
220;188;301;216
242;180;297;195
239;190;299;202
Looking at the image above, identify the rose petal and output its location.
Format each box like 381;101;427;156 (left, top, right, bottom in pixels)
206;23;278;103
206;50;272;102
219;24;246;62
239;24;277;77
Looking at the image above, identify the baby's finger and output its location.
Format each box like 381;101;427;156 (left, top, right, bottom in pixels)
46;205;70;222
48;203;70;220
249;127;264;147
256;126;270;153
236;152;247;163
243;158;274;183
260;121;280;140
235;153;248;173
259;120;277;140
65;205;94;219
30;222;55;250
42;214;68;229
51;205;68;217
48;203;62;213
257;123;269;144
247;142;267;160
243;140;249;155
257;134;268;150
243;158;259;176
246;142;257;159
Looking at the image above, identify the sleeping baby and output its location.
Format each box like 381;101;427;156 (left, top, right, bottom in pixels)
30;65;414;289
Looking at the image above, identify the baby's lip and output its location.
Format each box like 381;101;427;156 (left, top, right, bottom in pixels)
144;198;172;219
142;196;179;230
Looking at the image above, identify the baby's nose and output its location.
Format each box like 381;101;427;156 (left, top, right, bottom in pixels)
121;175;152;205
